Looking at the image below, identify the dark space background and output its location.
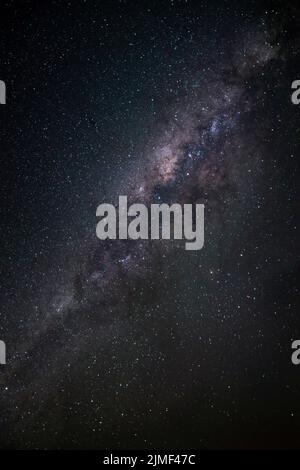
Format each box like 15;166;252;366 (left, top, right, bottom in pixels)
0;0;299;449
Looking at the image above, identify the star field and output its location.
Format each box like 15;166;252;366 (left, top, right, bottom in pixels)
0;0;299;449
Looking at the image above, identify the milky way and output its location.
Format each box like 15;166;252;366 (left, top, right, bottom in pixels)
1;1;300;449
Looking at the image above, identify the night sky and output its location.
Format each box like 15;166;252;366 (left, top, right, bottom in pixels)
0;0;300;449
